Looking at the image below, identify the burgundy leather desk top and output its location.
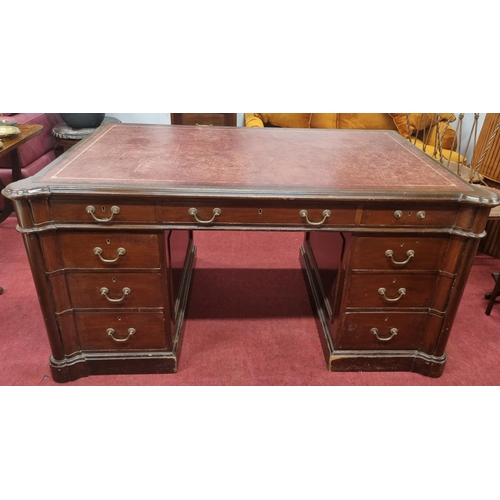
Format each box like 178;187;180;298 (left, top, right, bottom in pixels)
10;123;493;203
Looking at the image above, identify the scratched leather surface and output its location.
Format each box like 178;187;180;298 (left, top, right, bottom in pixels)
41;124;469;193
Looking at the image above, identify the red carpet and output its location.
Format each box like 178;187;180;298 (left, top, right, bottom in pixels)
1;213;500;385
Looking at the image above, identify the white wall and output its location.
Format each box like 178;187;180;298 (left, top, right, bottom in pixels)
106;113;171;125
456;113;486;159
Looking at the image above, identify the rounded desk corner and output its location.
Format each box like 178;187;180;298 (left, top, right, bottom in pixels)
2;182;51;201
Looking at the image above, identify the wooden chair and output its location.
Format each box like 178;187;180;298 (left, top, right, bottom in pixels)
485;272;500;315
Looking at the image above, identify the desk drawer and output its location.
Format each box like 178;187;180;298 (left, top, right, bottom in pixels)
76;311;167;350
350;236;450;271
162;202;357;227
339;311;427;350
50;198;156;223
346;274;437;308
65;272;163;309
360;205;457;227
41;232;161;271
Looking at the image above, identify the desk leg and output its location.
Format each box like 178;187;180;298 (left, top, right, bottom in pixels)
484;272;500;315
166;230;196;360
300;231;345;368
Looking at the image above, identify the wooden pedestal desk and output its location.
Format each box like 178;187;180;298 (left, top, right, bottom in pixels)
3;124;498;382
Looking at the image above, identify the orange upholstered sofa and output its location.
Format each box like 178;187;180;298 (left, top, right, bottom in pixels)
244;113;464;164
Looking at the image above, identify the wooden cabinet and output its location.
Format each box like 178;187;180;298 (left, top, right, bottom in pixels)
170;113;236;127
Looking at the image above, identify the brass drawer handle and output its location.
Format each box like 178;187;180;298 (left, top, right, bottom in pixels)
299;209;331;226
94;246;126;263
107;327;136;342
100;286;131;302
188;207;221;224
371;327;398;342
86;205;121;222
385;249;415;265
378;287;406;302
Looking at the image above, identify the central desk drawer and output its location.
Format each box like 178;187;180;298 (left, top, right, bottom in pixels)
162;202;357;226
65;272;163;309
76;311;167;350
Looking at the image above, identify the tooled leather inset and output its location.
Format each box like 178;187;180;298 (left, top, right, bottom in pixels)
42;124;469;193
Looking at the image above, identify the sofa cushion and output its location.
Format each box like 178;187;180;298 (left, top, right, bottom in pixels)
390;113;430;138
244;114;265;127
436;121;458;151
21;150;57;178
390;113;456;139
256;113;312;128
418;120;458;151
337;113;398;130
414;138;465;164
309;114;338;128
16;113;61;167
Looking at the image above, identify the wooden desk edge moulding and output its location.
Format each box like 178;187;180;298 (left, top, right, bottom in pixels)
3;123;498;382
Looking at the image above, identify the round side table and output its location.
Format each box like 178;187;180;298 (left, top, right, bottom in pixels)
52;116;121;155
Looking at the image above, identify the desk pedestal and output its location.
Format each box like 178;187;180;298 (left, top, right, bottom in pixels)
33;228;196;383
300;229;480;378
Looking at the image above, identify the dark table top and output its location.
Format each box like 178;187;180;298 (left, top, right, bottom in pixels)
0;123;43;158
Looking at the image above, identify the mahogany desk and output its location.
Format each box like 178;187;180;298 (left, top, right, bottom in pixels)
3;124;498;382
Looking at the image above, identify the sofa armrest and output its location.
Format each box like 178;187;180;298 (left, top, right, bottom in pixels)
244;114;265;127
421;120;457;152
244;113;312;128
414;138;465;165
